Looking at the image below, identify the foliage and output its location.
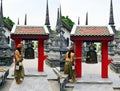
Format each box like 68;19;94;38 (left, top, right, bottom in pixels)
3;17;14;27
62;16;74;28
98;43;101;51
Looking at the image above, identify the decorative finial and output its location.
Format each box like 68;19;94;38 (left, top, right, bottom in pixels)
78;17;80;25
45;0;50;25
0;0;4;27
24;14;27;25
109;0;114;25
17;18;19;25
85;12;88;25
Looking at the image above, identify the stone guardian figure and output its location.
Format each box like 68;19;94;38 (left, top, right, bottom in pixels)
86;44;97;63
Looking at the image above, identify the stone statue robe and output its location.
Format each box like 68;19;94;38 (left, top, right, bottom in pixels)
86;50;97;63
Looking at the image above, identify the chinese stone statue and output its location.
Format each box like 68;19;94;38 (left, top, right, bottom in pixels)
86;44;97;63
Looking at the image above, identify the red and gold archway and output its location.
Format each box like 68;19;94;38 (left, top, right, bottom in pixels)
71;25;114;78
11;25;49;72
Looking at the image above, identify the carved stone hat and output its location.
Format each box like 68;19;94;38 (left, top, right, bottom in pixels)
70;46;74;50
17;43;22;48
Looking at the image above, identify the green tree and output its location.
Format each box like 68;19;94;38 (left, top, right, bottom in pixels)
62;16;74;28
3;17;14;27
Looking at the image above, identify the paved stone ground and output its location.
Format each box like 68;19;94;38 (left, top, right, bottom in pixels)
48;80;59;91
0;79;13;91
9;77;52;91
65;62;120;91
7;58;58;91
0;65;14;91
1;55;120;91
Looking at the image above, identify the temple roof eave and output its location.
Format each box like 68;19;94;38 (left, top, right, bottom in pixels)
70;25;114;40
10;25;49;40
70;35;114;42
11;34;49;40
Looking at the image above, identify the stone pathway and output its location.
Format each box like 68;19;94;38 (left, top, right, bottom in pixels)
8;58;57;91
65;62;120;91
9;77;52;91
6;57;120;91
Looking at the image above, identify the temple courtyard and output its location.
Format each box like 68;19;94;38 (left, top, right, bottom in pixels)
1;55;120;91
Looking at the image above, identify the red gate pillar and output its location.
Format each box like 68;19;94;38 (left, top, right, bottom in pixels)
38;39;47;72
75;40;82;77
101;40;111;78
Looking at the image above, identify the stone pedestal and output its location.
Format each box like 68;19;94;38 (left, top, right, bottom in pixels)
45;51;66;71
0;67;9;86
109;54;120;73
110;61;120;73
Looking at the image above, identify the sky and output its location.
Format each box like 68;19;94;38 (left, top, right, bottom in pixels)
2;0;120;30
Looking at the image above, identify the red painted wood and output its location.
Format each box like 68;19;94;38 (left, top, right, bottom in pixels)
71;36;114;41
11;35;49;40
38;39;48;72
38;39;44;71
101;41;111;78
75;40;82;77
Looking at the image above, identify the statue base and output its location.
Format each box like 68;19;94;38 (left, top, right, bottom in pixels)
110;61;120;73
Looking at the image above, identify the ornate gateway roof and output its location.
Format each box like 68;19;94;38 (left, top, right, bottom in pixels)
70;25;114;41
11;25;49;40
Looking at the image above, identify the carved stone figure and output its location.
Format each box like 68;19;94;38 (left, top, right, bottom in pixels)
86;44;97;63
24;43;34;59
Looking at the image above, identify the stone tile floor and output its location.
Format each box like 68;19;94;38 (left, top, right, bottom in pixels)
7;58;57;91
2;57;120;91
66;62;120;91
